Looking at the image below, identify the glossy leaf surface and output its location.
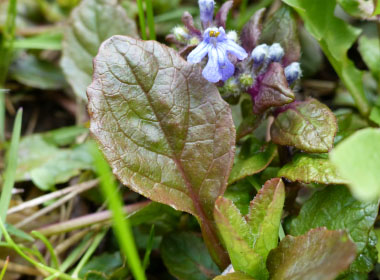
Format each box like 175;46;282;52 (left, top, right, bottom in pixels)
278;153;345;184
61;0;138;100
228;142;277;185
214;197;267;279
271;99;337;153
214;178;285;279
88;36;235;267
247;178;285;260
267;228;356;280
290;186;379;253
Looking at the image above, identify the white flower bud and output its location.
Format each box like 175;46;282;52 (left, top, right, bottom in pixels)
268;43;284;62
173;26;189;42
251;44;269;65
284;62;302;85
227;31;238;42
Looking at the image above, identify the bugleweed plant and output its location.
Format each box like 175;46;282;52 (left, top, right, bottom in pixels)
1;0;380;279
86;0;380;279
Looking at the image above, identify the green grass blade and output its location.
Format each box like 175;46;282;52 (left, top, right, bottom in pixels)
91;142;146;280
145;0;156;40
0;257;9;280
136;0;147;40
31;231;60;269
0;0;18;142
60;232;93;272
0;219;75;280
0;108;22;241
71;228;108;277
142;225;155;270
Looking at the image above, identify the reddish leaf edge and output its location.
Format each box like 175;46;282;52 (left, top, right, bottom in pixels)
86;35;236;269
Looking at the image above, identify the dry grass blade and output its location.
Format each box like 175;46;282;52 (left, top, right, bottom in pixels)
7;179;98;215
36;201;150;236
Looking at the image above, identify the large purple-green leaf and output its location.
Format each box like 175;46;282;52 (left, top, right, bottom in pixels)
278;153;346;184
87;36;235;268
251;63;295;114
61;0;138;100
267;228;357;280
270;98;337;153
214;197;267;279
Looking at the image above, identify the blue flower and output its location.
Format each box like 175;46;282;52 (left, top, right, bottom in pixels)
187;27;248;83
199;0;215;27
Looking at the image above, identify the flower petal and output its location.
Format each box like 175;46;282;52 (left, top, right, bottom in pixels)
224;39;248;60
215;45;235;81
220;58;235;81
202;48;222;83
187;41;210;64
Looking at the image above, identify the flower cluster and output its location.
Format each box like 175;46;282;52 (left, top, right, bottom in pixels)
167;0;302;112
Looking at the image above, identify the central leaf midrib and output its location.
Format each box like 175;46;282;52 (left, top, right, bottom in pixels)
117;42;214;223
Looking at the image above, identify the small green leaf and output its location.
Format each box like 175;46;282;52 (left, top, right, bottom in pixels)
346;230;378;277
214;197;267;279
278;153;345;184
358;36;380;80
267;228;357;280
259;5;300;65
10;53;66;90
79;252;123;278
16;135;93;190
161;232;220;280
214;178;285;279
88;36;235;268
370;106;380;126
228;142;277;185
337;0;375;18
213;272;254;280
290;186;379;253
61;0;138;100
271;99;337;153
330;128;380;201
5;223;35;242
247;178;285;260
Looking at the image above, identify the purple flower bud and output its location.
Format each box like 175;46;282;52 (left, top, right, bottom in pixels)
284;62;302;85
251;44;269;65
199;0;215;28
268;43;284;62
